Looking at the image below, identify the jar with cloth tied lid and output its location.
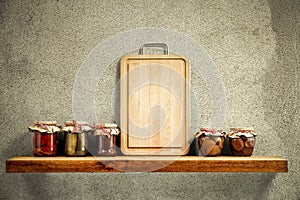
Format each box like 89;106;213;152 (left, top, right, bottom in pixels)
94;123;120;156
63;120;92;156
28;121;60;156
195;128;226;156
228;127;257;156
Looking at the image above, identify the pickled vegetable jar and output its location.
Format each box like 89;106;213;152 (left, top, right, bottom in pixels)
63;121;90;156
95;123;119;156
195;128;225;156
78;123;92;156
228;127;257;156
28;121;60;156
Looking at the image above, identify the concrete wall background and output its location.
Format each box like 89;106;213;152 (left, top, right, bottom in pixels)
0;0;299;199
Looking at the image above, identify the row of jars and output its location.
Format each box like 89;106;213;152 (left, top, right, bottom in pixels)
195;128;257;156
28;121;119;157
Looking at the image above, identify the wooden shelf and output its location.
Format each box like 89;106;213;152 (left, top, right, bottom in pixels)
6;156;288;173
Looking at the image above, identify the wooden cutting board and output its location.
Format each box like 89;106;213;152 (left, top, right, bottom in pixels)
120;44;190;155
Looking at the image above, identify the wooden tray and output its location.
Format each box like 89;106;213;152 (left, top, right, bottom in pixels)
120;43;190;155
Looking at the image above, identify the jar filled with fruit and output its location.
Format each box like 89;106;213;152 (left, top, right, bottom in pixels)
28;121;60;156
195;128;225;156
227;127;257;156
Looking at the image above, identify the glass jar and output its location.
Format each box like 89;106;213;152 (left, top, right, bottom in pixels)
77;123;92;156
228;127;257;156
195;128;225;156
63;121;89;156
87;127;98;156
95;123;119;156
28;121;60;156
56;129;65;156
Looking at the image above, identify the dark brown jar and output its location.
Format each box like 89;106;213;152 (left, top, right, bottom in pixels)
28;121;60;157
228;127;257;156
195;128;225;156
95;123;119;156
63;121;90;156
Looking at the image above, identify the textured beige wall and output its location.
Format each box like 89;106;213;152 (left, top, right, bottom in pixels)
0;0;299;199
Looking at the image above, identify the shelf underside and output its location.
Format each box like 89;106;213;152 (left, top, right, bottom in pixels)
6;156;288;173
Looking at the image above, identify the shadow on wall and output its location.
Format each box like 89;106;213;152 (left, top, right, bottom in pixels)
195;173;276;200
262;0;299;197
263;0;298;141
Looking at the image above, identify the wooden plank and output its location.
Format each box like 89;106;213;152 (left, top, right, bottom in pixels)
6;156;288;173
120;55;190;155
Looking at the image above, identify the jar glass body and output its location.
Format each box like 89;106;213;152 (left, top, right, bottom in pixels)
97;134;117;156
198;135;225;156
64;132;77;156
228;128;256;156
196;128;225;156
87;131;98;156
76;131;88;156
56;131;65;156
33;131;57;156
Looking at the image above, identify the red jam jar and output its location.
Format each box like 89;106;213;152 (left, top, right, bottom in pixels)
94;123;119;156
28;121;60;156
195;128;225;156
228;127;257;156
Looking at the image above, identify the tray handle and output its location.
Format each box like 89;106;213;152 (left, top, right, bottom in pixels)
140;43;169;55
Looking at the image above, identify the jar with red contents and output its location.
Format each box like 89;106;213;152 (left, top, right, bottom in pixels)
228;127;257;156
94;123;119;156
28;121;60;156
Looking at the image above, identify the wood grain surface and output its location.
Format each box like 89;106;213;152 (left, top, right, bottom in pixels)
120;55;190;155
6;156;288;173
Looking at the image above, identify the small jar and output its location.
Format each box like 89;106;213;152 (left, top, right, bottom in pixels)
195;128;225;156
87;127;98;156
63;121;89;156
228;127;257;156
78;123;92;156
28;121;60;156
56;129;65;156
94;123;119;156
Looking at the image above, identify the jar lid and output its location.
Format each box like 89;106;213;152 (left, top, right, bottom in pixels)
195;128;224;138
29;122;60;133
200;128;222;132
230;127;254;131
34;121;57;126
228;131;257;138
65;120;88;126
94;124;119;136
81;125;93;132
95;123;118;129
62;126;74;132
